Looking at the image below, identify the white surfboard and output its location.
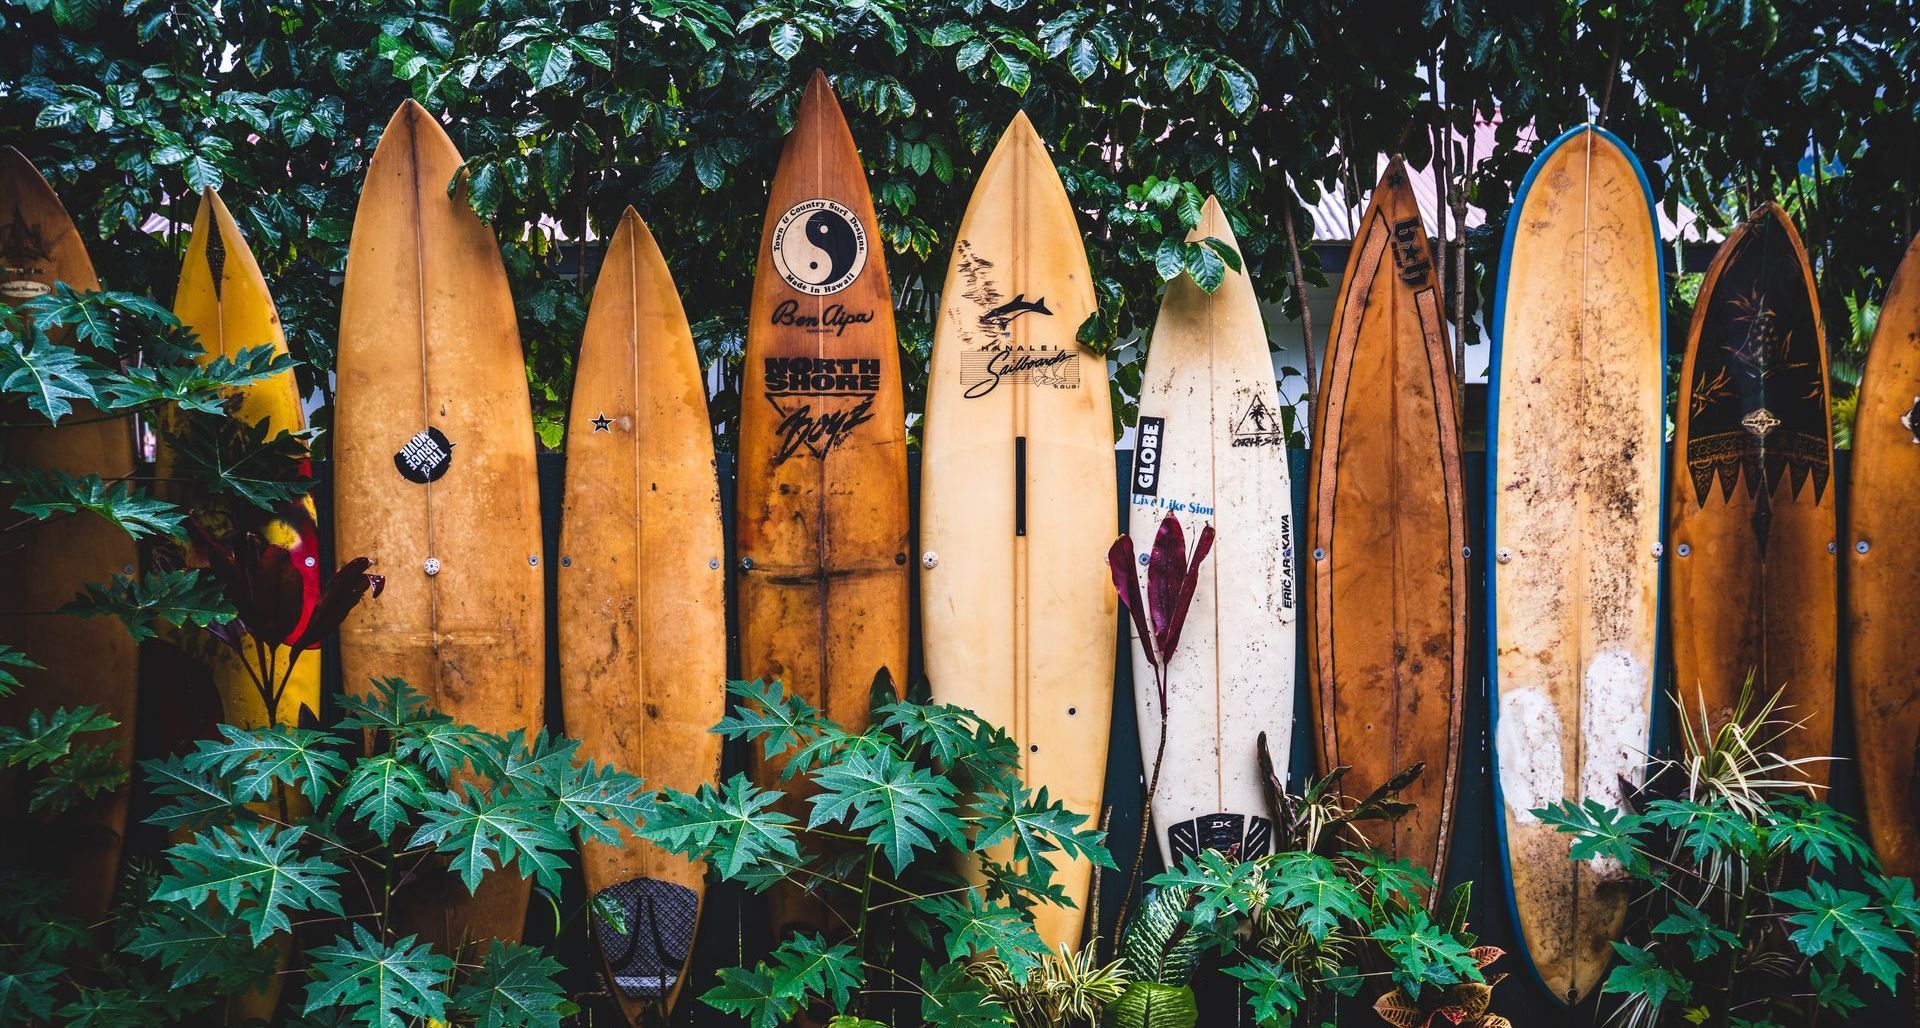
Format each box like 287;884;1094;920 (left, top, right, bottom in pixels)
1129;196;1297;867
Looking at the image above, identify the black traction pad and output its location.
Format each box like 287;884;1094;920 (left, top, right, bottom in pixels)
592;878;699;999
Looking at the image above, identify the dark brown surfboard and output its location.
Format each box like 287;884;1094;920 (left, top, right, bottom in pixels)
1670;203;1835;785
1308;160;1467;883
1847;233;1920;874
736;71;910;940
0;148;139;918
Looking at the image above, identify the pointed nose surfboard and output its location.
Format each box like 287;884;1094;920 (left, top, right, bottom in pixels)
1309;161;1468;887
736;71;911;941
1131;195;1297;870
920;112;1118;951
0;147;139;920
1489;125;1665;1004
335;101;545;951
559;209;724;1020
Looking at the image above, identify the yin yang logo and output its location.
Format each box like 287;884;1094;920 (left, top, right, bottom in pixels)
771;198;867;296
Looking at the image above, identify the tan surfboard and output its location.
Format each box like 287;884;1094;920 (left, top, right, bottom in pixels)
1845;234;1920;874
736;71;911;939
1489;126;1664;1004
1130;196;1295;869
0;147;138;918
558;209;724;1020
1670;204;1835;784
1308;161;1467;885
920;112;1118;950
335;101;544;951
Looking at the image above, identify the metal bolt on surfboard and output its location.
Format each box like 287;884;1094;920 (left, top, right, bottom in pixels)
423;557;441;576
1496;548;1512;564
1858;540;1871;554
921;551;938;569
709;558;719;569
1678;543;1692;557
740;557;754;570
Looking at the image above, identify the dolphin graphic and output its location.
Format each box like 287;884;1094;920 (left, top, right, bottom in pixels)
983;294;1053;325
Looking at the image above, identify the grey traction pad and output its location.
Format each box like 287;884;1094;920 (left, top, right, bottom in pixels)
593;878;699;998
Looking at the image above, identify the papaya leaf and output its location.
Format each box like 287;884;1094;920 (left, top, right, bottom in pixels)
154;823;347;945
304;925;453;1028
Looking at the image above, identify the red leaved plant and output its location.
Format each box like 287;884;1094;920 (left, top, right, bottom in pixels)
1106;512;1214;941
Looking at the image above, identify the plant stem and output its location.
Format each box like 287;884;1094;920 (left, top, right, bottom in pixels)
1111;684;1170;949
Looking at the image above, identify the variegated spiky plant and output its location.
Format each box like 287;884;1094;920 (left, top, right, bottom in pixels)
966;943;1130;1028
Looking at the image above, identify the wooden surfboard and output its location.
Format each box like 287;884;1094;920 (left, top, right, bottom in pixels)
558;208;723;1019
1130;196;1294;869
335;101;544;951
165;187;320;1022
736;71;910;939
1489;126;1664;1004
920;111;1117;951
1670;204;1835;784
0;147;138;918
167;189;322;731
1308;160;1467;884
1849;233;1920;876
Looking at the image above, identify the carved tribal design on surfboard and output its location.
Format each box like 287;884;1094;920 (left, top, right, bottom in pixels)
1684;210;1830;551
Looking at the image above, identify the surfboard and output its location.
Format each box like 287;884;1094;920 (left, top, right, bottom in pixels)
334;100;545;951
1129;196;1294;870
0;147;138;918
165;186;320;1022
1670;203;1835;784
1488;125;1664;1005
1848;233;1920;876
920;111;1117;951
167;189;322;731
736;71;910;939
558;208;723;1018
1308;160;1467;884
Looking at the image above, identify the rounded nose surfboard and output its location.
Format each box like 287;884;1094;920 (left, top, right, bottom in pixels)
559;208;724;1020
920;112;1117;951
1670;204;1835;784
1130;196;1295;869
737;71;911;941
1308;160;1467;884
1489;125;1664;1005
167;189;323;732
1848;233;1920;876
335;101;545;951
0;147;138;918
165;187;321;1022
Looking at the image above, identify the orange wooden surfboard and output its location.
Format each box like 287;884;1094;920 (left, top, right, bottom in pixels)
1845;234;1920;874
1670;204;1835;785
334;101;544;951
736;71;910;939
1308;160;1468;886
0;147;138;918
558;209;724;1020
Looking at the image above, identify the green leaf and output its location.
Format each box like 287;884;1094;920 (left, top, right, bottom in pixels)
396;718;503;780
407;783;574;894
973;785;1112;869
715;679;832;770
1601;941;1693;1011
0;954;59;1021
1067;36;1099;81
0;645;39;697
0;705;116;769
142;753;246;830
100;343;295;413
1223;958;1301;1027
1183;241;1226;292
1153;238;1186;282
808;745;965;872
522;40;574;90
1368;907;1480;1002
701;965;789;1028
1767;796;1875;873
955;38;991;71
28;741;127;813
931;23;976;46
21;284;173;350
450;941;565;1028
0;327;98;422
915;889;1046;979
337;677;444;736
1147;850;1267;923
125;903;278;991
989;51;1031;95
155;822;348;945
638;774;801;880
1774;880;1910;988
160;415;317;511
304;925;454;1028
769;22;803;60
4;469;183;540
919;958;1006;1028
769;933;862;1012
1106;980;1198;1028
337;754;431;840
1268;852;1367;941
1533;797;1649;874
548;757;653;843
184;723;350;806
1652;903;1740;962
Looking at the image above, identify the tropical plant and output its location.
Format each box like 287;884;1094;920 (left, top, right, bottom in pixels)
1110;747;1495;1028
1536;682;1917;1027
967;941;1131;1028
637;676;1113;1026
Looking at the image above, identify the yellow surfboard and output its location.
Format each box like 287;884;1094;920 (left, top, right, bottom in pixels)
167;189;321;731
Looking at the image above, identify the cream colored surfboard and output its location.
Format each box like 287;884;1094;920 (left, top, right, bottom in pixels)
335;101;544;952
1129;196;1294;868
558;209;723;1020
1489;125;1665;1004
920;112;1118;950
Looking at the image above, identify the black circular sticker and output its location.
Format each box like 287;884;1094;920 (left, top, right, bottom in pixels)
394;427;453;483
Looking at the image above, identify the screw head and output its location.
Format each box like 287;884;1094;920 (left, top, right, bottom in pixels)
1652;542;1664;558
423;557;441;576
1496;547;1512;564
1138;552;1149;566
1857;540;1871;554
921;551;939;570
304;556;317;568
528;554;538;566
709;558;720;570
741;557;755;571
1677;543;1691;557
1828;541;1838;554
1462;546;1472;559
560;556;571;568
1312;547;1327;561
